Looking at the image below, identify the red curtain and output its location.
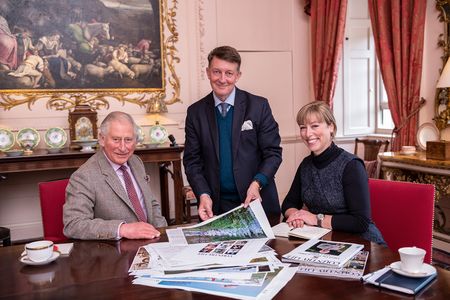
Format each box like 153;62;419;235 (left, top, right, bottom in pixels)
310;0;348;109
368;0;427;151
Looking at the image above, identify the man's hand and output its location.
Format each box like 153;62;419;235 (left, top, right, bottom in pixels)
198;194;214;221
119;222;161;239
243;181;262;208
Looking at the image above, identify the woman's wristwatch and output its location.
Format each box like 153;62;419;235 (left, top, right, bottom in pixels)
316;213;324;227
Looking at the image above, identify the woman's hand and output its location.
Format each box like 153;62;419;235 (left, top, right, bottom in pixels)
285;209;316;228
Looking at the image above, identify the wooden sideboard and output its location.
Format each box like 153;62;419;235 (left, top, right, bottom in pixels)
379;151;450;251
0;146;185;225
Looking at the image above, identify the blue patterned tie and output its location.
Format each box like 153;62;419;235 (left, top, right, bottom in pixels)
220;102;229;117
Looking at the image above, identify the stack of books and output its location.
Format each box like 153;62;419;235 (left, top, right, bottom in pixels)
282;239;367;280
282;239;364;268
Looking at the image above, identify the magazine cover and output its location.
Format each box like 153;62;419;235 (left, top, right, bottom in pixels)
296;250;369;280
282;239;364;268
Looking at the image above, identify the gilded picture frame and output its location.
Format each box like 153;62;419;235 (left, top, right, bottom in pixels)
435;0;450;129
0;0;180;113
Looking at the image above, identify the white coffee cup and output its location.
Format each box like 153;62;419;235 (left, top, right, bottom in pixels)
398;246;426;273
25;240;54;262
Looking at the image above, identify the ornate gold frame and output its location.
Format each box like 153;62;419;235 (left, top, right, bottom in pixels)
0;0;180;113
435;0;450;130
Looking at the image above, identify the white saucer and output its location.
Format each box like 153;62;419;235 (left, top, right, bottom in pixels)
19;251;60;266
390;261;436;278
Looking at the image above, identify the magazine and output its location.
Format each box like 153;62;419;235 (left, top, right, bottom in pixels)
362;267;437;295
166;200;274;245
296;250;369;280
272;222;330;240
281;239;364;268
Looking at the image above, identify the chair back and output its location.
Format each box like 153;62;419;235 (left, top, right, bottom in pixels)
38;179;70;242
354;138;389;161
368;179;435;263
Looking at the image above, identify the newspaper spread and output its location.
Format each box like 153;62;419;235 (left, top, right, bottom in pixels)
282;239;364;268
296;250;369;280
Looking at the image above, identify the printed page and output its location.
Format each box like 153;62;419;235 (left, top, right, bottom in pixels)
167;200;274;245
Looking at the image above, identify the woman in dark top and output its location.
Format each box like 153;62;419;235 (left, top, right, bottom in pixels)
282;101;385;244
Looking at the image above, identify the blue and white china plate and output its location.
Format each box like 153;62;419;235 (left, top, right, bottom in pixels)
0;128;15;151
44;127;67;148
149;123;168;144
17;128;40;149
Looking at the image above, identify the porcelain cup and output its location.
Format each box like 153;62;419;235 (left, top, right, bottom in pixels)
25;240;54;262
398;246;426;273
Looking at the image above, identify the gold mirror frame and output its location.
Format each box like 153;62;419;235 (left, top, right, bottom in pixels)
0;0;180;113
435;0;450;130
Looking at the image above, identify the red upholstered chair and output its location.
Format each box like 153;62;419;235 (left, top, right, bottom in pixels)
368;179;435;263
38;179;70;242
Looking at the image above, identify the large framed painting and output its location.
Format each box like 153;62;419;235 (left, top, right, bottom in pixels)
0;0;180;112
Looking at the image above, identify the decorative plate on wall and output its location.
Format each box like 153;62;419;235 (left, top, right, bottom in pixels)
0;128;15;151
416;122;440;150
44;127;67;148
17;128;40;149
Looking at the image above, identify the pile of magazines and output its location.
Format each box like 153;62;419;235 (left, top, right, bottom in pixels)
129;201;297;300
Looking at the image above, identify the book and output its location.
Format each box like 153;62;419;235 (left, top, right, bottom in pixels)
55;243;74;256
296;250;369;280
271;222;330;240
281;239;364;268
362;267;437;295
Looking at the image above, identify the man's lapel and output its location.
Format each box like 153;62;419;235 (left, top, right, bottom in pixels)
232;88;246;160
205;94;220;162
97;151;131;207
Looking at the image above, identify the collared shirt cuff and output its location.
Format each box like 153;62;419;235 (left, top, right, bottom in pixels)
116;222;125;240
254;173;268;188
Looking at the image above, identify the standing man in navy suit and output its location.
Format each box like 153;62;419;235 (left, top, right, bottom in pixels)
183;46;282;221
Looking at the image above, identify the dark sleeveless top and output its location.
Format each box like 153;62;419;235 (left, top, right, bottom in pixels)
282;143;385;244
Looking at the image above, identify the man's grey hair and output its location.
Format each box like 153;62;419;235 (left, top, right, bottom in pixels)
99;111;139;139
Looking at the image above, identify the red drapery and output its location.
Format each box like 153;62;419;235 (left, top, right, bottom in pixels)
368;0;427;151
310;0;347;109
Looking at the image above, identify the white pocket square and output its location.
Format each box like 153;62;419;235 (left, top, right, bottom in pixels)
241;120;253;131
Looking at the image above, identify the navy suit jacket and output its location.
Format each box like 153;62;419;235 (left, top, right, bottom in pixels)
183;87;282;216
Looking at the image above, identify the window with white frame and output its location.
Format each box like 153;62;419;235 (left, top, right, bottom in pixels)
336;0;393;137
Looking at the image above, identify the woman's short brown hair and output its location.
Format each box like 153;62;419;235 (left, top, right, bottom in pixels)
296;101;337;137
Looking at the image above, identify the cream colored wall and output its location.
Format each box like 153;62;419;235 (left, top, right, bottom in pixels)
0;0;443;241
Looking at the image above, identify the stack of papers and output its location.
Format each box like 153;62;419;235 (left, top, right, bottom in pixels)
129;201;297;299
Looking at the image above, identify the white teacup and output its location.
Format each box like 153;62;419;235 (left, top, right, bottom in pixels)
398;246;426;273
25;240;54;262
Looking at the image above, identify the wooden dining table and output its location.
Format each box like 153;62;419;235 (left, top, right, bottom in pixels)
0;229;449;299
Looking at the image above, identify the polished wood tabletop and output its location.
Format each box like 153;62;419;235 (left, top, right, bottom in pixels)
1;231;449;300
